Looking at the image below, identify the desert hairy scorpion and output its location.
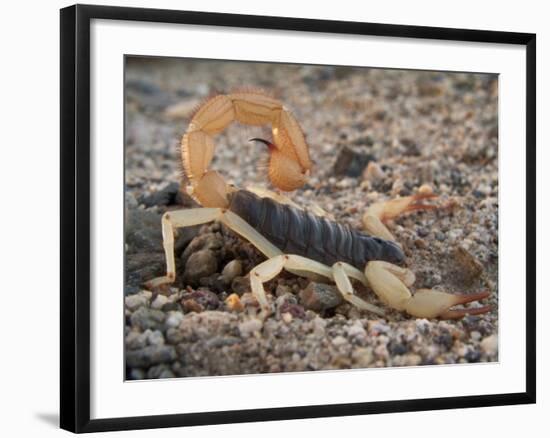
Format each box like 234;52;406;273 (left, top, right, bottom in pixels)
146;88;491;319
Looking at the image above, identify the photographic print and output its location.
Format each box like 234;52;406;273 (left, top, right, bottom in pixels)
123;56;499;380
60;5;535;431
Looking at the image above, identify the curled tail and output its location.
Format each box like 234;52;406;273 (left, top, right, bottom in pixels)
181;89;312;207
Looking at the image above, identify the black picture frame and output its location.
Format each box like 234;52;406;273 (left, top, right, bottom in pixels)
60;4;536;433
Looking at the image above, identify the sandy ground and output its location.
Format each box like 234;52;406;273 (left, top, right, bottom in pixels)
124;56;498;379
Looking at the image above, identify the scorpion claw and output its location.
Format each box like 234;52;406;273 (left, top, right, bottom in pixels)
404;289;491;319
363;185;440;241
437;290;492;319
403;187;440;214
439;304;492;320
402;201;438;214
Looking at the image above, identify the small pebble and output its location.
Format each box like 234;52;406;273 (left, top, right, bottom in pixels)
363;161;386;181
151;294;169;310
480;334;498;356
128;368;146;380
347;321;367;339
238;319;263;337
182;299;203;313
147;330;165;346
125;292;150;311
448;229;463;240
184;250;218;285
453;246;483;284
231;276;251;296
240;292;260;309
299;282;343;312
221;260;242;284
126;345;176;368
130;307;165;331
374;344;389;360
225;293;244;312
352;347;374;367
275;284;292;297
331;336;348;347
369;321;390;335
464;349;481;363
333;146;374;177
415;319;431;335
180;289;219;310
312;316;326;337
470;330;482;342
403;353;422;366
126;330;149;350
165;311;184;328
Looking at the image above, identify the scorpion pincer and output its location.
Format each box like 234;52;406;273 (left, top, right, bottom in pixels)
146;88;491;320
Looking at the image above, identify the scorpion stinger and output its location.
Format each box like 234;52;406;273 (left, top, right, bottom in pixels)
249;137;274;149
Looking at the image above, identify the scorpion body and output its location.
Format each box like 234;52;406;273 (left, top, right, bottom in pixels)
227;190;405;269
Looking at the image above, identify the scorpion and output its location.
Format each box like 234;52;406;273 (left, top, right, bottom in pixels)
146;88;491;319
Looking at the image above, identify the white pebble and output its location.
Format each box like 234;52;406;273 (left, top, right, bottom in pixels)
336;178;354;189
470;331;482;342
166;311;184;328
404;354;422;366
347;321;367;339
374;344;389;359
478;184;491;196
238;319;263;337
415;318;431;333
363;161;386;181
147;330;165;346
125;293;149;311
331;336;348;347
125;330;147;349
151;294;169;310
351;347;373;367
313;316;326;337
481;334;498;356
448;229;463;240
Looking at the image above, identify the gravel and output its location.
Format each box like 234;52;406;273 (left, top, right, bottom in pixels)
124;56;498;379
299;282;343;312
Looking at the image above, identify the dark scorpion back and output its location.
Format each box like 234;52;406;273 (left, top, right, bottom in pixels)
228;190;404;269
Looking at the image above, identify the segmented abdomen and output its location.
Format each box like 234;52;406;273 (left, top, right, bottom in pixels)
228;190;404;269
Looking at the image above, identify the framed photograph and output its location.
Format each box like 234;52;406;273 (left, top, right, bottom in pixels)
60;4;536;433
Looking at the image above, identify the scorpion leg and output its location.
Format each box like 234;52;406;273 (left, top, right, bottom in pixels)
145;208;224;289
145;208;283;289
249;255;332;314
363;184;438;242
365;261;491;319
249;255;384;316
332;262;385;315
